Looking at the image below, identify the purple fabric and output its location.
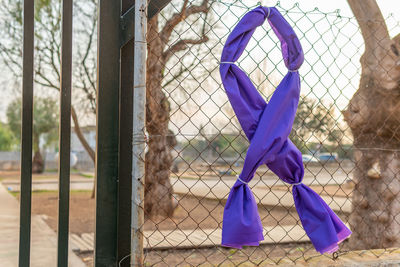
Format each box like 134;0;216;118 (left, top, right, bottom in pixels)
219;6;351;254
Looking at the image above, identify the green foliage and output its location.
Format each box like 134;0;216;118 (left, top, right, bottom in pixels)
183;97;343;159
79;172;95;179
229;249;237;255
6;97;59;152
210;134;248;157
181;133;248;161
290;96;342;154
0;122;16;151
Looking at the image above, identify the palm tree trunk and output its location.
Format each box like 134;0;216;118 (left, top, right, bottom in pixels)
144;16;175;218
345;0;400;249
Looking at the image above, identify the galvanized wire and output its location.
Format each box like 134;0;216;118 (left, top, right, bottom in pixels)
140;0;400;265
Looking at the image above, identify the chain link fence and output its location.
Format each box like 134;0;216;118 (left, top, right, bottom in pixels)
140;0;400;265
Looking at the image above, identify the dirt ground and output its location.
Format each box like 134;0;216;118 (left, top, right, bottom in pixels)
18;191;95;235
142;243;332;266
5;168;352;266
20;191;306;235
77;241;341;266
15;191;350;266
78;241;350;266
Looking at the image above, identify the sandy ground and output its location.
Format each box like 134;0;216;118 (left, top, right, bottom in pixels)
4;168;352;266
13;191;350;266
18;191;306;235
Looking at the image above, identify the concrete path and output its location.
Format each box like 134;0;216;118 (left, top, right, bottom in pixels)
179;163;353;186
0;177;349;256
3;178;93;192
0;184;85;267
218;174;351;187
2;176;351;213
145;224;309;249
71;224;309;252
171;178;352;213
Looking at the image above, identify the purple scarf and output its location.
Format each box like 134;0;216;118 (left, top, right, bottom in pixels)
219;6;351;254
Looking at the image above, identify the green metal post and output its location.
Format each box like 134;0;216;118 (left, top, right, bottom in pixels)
118;0;135;266
57;0;73;265
94;0;121;266
19;0;34;266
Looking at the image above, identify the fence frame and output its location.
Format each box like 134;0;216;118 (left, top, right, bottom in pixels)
16;0;374;266
19;0;34;266
17;0;170;266
57;0;73;265
10;0;400;267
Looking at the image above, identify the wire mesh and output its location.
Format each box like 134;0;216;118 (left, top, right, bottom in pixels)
139;0;400;265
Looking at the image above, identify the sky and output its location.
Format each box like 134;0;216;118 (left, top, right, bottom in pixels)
265;0;400;19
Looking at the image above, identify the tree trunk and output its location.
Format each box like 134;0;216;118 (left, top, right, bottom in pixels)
71;107;95;162
71;106;96;198
345;0;400;249
32;137;44;174
345;82;400;249
32;151;45;174
144;15;175;218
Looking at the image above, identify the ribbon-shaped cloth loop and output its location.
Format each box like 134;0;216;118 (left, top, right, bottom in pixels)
219;6;351;254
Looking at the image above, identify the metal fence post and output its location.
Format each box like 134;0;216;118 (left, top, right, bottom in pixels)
131;0;147;266
94;0;121;265
118;1;135;266
57;0;73;265
19;0;34;266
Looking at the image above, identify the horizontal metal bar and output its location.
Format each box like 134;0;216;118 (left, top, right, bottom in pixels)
120;5;135;47
148;0;173;19
120;0;172;47
57;0;73;266
19;0;34;266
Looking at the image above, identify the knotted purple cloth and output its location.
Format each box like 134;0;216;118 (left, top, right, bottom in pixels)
219;6;351;254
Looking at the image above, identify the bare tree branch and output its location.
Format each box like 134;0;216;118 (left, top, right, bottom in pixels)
0;43;22;77
162;35;209;62
163;56;196;87
160;0;208;45
75;13;97;114
35;69;59;90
